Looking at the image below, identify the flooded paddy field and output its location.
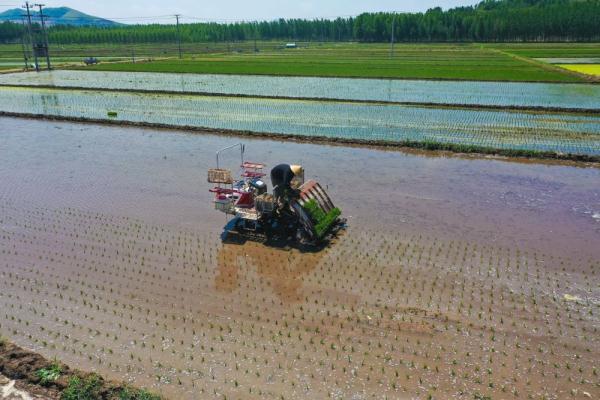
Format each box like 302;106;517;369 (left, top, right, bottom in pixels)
0;117;599;399
1;70;599;111
1;86;599;157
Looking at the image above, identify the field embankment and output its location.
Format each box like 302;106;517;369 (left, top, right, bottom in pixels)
0;339;161;399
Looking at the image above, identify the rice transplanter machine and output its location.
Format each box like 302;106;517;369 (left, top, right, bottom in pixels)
208;143;344;244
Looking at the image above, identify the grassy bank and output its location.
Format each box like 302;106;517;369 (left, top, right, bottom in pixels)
0;336;161;399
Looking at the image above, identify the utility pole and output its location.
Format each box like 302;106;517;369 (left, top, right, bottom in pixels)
20;17;29;70
22;1;39;71
320;21;324;43
253;22;258;52
389;15;396;59
175;14;182;59
35;3;50;69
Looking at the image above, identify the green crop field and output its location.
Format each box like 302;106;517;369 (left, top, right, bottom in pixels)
76;43;586;82
2;42;598;81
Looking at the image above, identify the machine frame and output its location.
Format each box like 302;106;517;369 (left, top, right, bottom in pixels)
208;144;344;246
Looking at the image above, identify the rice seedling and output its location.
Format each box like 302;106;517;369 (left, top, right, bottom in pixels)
1;70;598;110
0;137;598;399
0;86;599;157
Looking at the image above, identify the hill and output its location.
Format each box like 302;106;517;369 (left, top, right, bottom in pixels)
0;6;120;27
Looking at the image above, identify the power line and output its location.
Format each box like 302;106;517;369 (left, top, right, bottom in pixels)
0;11;401;24
0;13;360;22
0;14;176;21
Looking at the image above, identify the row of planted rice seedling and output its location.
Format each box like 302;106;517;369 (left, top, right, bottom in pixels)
0;199;598;399
0;87;599;156
1;70;599;110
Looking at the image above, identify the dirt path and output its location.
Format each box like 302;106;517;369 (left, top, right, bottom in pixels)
0;374;50;399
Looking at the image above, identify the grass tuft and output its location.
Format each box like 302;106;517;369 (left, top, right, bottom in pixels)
61;375;102;400
36;363;62;386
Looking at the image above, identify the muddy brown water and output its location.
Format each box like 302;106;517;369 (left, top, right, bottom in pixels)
0;116;598;399
1;116;597;260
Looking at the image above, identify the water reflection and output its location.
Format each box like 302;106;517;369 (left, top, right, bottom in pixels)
40;92;59;115
215;237;327;303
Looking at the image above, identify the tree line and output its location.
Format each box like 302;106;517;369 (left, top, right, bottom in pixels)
1;0;599;44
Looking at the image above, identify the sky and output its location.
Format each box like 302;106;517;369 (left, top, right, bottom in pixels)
1;1;481;23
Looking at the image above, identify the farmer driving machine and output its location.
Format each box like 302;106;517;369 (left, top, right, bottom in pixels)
208;144;344;245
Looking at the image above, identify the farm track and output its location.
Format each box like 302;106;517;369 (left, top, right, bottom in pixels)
0;83;598;115
0;68;24;75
